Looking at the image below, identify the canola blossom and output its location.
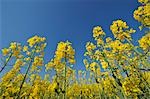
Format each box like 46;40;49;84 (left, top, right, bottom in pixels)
0;0;150;99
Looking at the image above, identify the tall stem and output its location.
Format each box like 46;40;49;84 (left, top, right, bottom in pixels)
94;72;101;99
17;46;37;99
101;52;128;98
64;63;67;99
64;50;67;99
102;52;122;87
0;53;12;73
126;39;150;92
126;38;142;55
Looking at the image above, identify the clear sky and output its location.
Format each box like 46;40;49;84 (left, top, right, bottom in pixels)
0;0;144;72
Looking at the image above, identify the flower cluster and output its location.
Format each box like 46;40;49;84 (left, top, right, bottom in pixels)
134;0;150;28
27;35;46;47
138;32;150;50
0;0;150;98
110;20;136;40
55;41;75;64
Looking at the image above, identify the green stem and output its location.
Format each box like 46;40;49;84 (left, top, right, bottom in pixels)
64;51;67;99
102;52;122;87
101;52;128;98
17;46;37;99
94;71;101;99
0;53;12;73
27;76;37;99
126;39;142;55
64;62;67;99
16;58;33;99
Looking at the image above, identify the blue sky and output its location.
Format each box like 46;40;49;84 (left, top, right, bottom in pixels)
0;0;144;72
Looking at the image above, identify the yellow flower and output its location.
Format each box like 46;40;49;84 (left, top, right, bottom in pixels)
83;59;89;70
96;38;104;46
138;32;150;50
27;35;46;47
101;60;108;69
86;42;96;52
33;56;43;66
9;42;17;50
48;82;58;92
138;0;149;4
2;48;10;56
93;26;105;39
12;50;20;57
103;77;117;96
23;46;28;52
106;37;112;43
24;57;31;61
133;3;150;27
89;62;98;72
110;20;135;40
142;72;150;83
69;59;76;64
32;85;40;97
122;77;142;97
55;41;75;64
46;59;54;70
